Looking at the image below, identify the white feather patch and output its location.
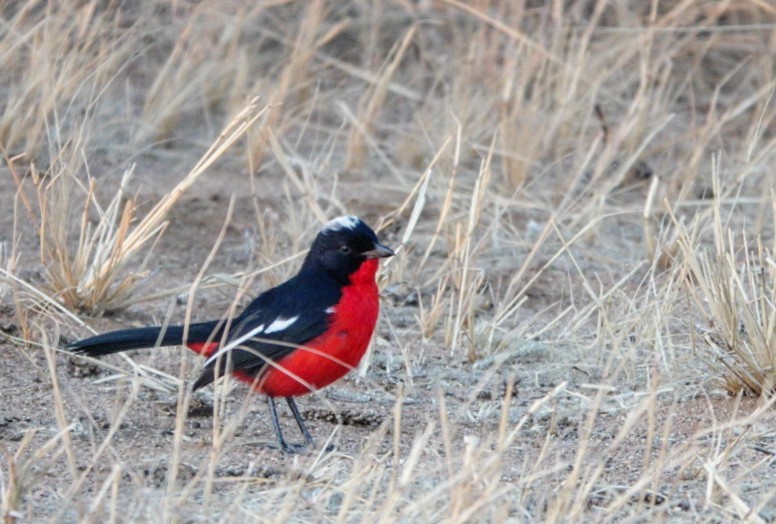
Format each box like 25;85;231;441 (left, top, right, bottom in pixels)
325;306;336;314
264;315;299;334
203;323;265;367
323;215;360;232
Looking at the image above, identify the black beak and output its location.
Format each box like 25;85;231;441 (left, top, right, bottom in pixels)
364;242;395;259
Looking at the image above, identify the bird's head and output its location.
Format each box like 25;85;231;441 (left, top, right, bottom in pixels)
304;216;394;282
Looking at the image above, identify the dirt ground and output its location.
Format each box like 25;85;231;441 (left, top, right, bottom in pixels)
3;171;776;522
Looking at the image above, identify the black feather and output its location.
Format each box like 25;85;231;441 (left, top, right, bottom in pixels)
67;320;222;357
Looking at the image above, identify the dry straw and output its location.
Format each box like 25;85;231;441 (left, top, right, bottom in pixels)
28;99;268;314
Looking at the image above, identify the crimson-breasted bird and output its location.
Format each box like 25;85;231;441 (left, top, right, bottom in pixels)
67;216;394;452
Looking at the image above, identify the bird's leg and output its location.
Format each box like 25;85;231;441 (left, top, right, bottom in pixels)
286;397;314;447
267;397;312;453
268;397;293;453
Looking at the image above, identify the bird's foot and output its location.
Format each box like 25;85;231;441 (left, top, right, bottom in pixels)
279;441;311;454
277;440;336;454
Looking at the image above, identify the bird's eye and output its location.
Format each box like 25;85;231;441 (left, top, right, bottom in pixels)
340;245;352;254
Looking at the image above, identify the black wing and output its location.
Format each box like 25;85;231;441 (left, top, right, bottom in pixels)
191;272;341;390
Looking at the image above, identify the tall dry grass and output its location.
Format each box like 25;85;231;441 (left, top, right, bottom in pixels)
2;0;776;522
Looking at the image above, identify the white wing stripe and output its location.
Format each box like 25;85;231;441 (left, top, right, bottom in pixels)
203;322;265;367
264;315;299;334
201;315;300;369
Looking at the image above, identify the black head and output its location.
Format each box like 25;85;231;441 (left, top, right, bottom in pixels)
302;216;394;281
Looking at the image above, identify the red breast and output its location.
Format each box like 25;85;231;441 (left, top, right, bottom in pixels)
255;258;381;397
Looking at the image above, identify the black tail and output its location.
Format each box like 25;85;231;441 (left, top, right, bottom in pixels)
67;320;222;357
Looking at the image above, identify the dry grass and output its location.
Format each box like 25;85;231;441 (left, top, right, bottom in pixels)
6;98;266;316
2;0;776;522
675;163;776;397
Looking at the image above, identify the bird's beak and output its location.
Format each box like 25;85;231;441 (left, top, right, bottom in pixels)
364;242;395;259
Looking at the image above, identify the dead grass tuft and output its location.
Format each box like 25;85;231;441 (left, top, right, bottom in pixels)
16;99;267;315
676;165;776;397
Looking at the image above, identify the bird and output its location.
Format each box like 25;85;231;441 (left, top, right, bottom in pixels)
67;216;394;452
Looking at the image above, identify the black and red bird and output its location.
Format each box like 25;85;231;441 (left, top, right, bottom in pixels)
67;216;394;452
